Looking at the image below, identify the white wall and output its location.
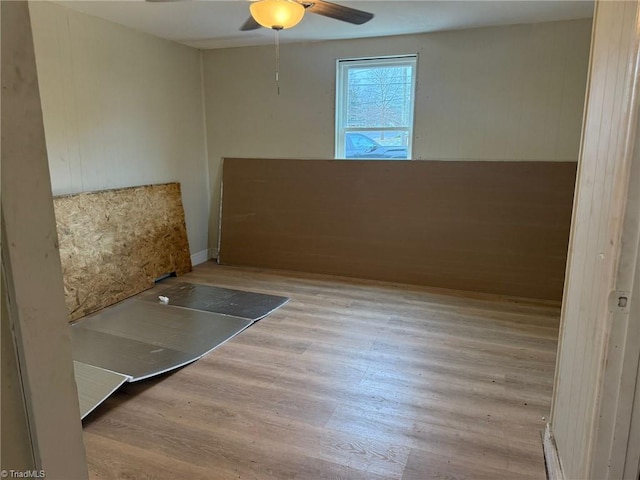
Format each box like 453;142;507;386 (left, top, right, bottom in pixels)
29;1;210;258
549;2;640;478
203;19;592;249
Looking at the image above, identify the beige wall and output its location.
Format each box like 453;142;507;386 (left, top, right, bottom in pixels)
26;4;592;258
203;19;592;250
29;1;210;258
2;1;88;476
1;270;35;473
0;1;32;470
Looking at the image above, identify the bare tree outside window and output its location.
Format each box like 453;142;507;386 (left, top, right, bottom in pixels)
347;66;412;131
336;56;417;159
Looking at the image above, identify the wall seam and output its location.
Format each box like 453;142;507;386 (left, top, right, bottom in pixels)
199;48;212;259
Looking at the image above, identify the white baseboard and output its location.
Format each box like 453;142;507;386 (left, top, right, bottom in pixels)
190;249;211;266
543;424;564;480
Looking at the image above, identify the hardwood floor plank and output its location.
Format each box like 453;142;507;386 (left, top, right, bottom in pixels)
89;389;409;478
83;263;559;479
84;431;220;480
401;447;546;480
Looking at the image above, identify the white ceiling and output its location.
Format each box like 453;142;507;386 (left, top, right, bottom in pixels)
57;0;594;49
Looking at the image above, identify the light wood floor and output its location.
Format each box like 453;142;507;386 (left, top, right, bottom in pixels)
83;262;560;480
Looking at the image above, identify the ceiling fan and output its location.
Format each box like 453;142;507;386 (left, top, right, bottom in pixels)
241;0;374;31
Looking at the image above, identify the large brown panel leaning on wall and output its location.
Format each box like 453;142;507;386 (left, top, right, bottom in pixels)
54;182;192;321
220;159;576;301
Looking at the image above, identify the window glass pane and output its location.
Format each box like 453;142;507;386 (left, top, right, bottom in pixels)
346;65;414;129
344;131;409;159
335;55;416;160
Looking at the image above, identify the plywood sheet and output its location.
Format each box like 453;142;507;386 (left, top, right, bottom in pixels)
54;183;192;321
143;282;290;321
220;159;576;301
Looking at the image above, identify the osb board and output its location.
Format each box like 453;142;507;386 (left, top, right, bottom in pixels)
220;159;576;301
54;183;192;321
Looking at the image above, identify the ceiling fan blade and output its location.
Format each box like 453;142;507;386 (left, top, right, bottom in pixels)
240;16;262;31
306;0;374;25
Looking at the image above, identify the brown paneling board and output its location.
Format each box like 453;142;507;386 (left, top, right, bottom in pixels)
54;183;192;321
220;159;576;300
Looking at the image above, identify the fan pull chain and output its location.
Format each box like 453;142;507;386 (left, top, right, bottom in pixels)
274;29;280;95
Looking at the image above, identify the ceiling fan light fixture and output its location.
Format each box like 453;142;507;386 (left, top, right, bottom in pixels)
250;0;305;30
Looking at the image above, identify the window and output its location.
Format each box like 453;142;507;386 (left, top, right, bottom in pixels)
335;55;417;160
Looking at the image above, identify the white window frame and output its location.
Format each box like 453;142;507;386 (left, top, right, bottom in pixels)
335;54;418;159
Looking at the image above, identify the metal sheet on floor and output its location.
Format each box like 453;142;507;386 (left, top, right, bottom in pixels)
145;282;289;321
71;300;252;382
73;361;129;419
